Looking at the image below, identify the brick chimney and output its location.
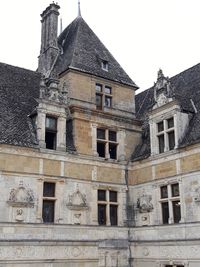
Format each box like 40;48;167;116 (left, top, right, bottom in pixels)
38;2;60;77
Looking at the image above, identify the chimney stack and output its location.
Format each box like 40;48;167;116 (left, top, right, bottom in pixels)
38;3;60;77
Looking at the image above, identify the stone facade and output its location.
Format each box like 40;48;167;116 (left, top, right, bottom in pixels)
1;3;200;267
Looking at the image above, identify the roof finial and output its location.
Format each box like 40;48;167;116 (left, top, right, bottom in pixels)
78;0;81;17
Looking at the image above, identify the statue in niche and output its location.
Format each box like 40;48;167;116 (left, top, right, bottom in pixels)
7;181;34;207
137;194;153;213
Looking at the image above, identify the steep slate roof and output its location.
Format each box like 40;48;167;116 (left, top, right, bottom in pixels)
0;62;76;151
132;63;200;161
53;16;138;88
0;63;40;147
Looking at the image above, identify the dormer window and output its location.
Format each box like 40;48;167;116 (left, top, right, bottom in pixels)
157;117;175;154
101;60;108;71
45;116;57;150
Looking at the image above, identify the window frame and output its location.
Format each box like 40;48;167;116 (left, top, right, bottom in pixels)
159;183;181;224
97;189;118;226
96;128;118;159
45;115;57;150
96;83;112;110
42;182;57;223
156;116;175;154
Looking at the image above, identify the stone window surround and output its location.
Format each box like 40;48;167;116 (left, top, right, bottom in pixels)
97;189;118;226
156;116;175;153
149;104;185;156
159;182;182;225
91;123;126;161
92;184;125;226
36;178;65;223
95;83;112;110
96;128;118;159
37;107;67;152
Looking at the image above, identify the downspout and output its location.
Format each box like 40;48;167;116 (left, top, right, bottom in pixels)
125;157;134;267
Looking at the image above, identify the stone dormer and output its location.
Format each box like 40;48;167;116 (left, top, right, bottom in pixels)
153;69;173;109
149;70;189;156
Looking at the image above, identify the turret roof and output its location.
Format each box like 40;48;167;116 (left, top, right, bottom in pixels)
53;16;138;88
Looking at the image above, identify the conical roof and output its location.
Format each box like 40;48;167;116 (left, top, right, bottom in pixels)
54;16;138;88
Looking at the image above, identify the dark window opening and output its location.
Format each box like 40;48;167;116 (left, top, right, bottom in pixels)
45;116;57;150
42;200;55;223
97;142;106;157
109;191;117;202
98;204;106;225
168;131;175;150
167;117;174;128
45;132;56;150
162;202;169;224
158;134;164;153
171;183;179;197
43;182;55;197
109;131;116;141
98;190;106;201
110;205;117;225
161;185;168;199
173;201;181;223
97;129;105;140
109;143;117;159
157;121;164;132
96;94;103;110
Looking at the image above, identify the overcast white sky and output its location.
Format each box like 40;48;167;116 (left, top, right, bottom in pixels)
1;0;200;92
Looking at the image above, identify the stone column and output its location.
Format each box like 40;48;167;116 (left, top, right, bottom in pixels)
37;110;46;148
57;115;66;151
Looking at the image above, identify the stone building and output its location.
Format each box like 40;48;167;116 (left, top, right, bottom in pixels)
0;2;200;267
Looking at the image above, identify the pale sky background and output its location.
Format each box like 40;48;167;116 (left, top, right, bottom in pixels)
1;0;200;93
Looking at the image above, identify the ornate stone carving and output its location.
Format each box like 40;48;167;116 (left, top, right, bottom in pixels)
39;78;70;106
7;181;34;207
153;69;173;109
15;208;24;222
66;184;89;210
194;187;200;202
137;194;153;213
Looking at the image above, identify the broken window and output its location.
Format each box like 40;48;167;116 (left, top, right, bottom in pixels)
42;182;56;223
45;116;57;150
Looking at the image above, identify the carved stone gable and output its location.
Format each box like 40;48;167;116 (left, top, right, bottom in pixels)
7;181;34;208
66;185;89;210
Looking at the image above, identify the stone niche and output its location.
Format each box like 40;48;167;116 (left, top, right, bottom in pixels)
7;180;35;222
66;184;89;225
